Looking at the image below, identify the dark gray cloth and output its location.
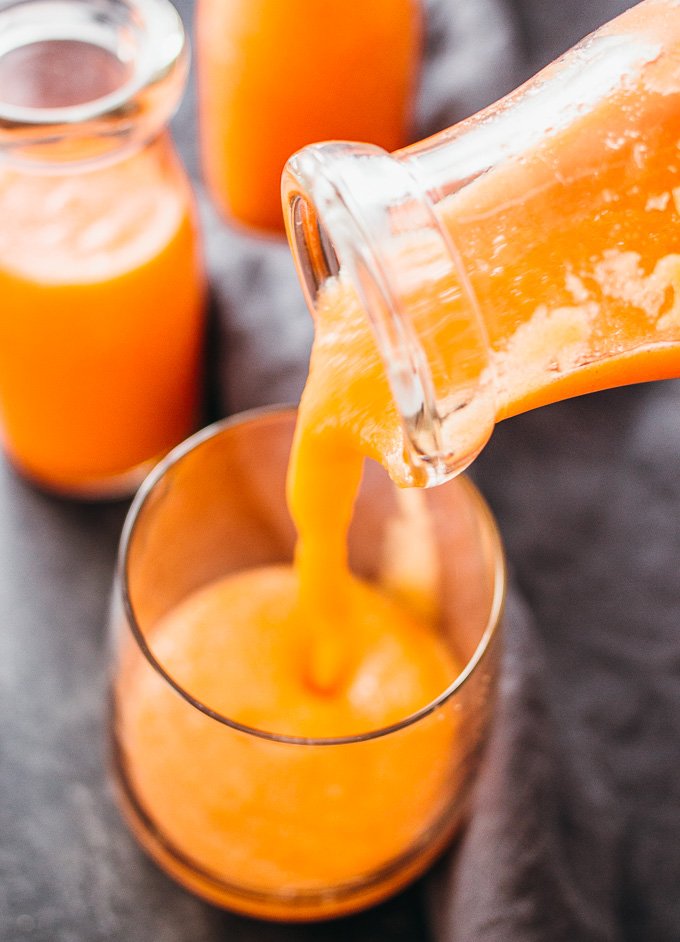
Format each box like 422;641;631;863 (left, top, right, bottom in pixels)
428;578;622;941
181;1;680;940
467;383;680;942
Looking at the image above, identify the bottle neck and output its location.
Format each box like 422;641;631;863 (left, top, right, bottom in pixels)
0;0;187;170
283;142;495;486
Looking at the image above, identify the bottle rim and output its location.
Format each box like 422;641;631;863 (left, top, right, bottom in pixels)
0;0;187;163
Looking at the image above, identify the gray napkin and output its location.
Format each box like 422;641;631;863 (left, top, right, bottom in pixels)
192;1;680;939
427;587;621;942
468;383;680;942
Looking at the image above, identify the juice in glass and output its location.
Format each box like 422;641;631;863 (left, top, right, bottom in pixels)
111;410;504;919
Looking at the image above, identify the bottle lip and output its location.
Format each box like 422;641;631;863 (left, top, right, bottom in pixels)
282;141;495;485
0;0;187;163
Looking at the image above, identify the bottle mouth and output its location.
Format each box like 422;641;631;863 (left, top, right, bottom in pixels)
0;0;187;165
282;141;495;486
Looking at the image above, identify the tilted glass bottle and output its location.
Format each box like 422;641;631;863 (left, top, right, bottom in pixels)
283;0;680;484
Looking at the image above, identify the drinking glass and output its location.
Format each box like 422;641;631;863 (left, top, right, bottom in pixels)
109;407;505;920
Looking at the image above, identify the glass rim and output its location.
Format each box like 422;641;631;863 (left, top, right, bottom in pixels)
118;404;507;747
0;0;186;128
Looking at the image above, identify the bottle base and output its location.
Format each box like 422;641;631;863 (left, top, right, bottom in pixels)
5;452;159;502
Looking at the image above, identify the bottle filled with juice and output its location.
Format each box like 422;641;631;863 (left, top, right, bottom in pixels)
196;0;423;234
0;0;205;498
283;0;680;487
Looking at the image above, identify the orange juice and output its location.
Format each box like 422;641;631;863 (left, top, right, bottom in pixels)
0;6;205;497
118;565;459;914
439;0;680;422
112;410;500;920
0;138;204;495
284;0;680;805
197;0;422;233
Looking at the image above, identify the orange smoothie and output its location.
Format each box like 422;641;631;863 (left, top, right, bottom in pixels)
118;565;459;914
0;137;205;494
197;0;422;232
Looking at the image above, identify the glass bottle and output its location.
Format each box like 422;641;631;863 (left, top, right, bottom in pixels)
0;0;205;498
283;0;680;485
197;0;423;234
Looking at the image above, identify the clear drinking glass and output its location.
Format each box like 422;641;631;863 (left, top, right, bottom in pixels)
196;0;423;234
109;407;505;921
